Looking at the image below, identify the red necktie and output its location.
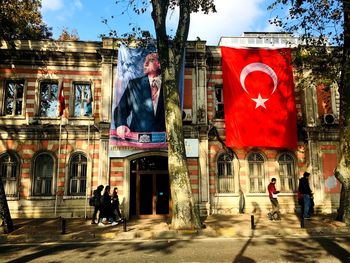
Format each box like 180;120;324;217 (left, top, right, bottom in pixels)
151;81;158;105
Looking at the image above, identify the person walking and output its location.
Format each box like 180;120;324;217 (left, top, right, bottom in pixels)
112;187;122;223
98;185;117;226
298;172;313;219
267;178;281;221
91;185;104;224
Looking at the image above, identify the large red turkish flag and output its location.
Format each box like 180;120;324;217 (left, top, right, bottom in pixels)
221;47;297;148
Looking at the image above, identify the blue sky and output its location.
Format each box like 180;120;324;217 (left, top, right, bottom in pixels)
41;0;280;45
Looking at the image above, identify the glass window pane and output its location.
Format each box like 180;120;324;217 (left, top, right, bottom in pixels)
5;82;15;115
215;88;222;101
74;85;82;116
34;154;53;195
278;153;295;192
248;153;265;193
6;83;15;99
17;84;23;99
69;153;87;195
70;179;77;193
217;153;234;193
80;179;86;193
5;100;14;115
15;101;22;115
74;84;92;117
5;80;24;116
39;82;58;117
0;153;18;197
215;86;224;119
44;179;52;195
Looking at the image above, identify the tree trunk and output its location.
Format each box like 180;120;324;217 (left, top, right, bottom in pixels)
0;179;14;233
334;156;350;224
151;0;201;230
335;0;350;225
164;49;201;230
336;185;345;221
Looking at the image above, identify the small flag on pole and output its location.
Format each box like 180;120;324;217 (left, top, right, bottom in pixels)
58;80;65;117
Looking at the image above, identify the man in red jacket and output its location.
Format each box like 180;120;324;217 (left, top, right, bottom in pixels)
267;178;281;221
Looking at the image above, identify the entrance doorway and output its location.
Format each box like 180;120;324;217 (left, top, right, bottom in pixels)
129;156;170;218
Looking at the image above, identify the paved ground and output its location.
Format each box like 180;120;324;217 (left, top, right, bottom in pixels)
1;237;349;262
1;212;349;243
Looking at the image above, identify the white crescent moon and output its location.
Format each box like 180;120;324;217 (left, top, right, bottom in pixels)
240;62;278;95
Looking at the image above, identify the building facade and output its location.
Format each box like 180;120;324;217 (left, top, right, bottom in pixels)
0;33;341;219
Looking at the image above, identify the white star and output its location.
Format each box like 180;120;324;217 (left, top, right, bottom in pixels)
252;93;269;109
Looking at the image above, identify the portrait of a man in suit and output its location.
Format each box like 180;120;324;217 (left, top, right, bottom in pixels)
113;52;165;139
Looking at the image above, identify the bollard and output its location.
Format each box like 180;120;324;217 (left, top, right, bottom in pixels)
123;218;127;232
251;215;255;229
61;218;66;234
300;215;304;228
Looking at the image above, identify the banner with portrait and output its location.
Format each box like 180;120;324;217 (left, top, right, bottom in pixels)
110;45;168;149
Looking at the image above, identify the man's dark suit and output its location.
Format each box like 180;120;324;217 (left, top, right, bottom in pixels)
114;75;165;132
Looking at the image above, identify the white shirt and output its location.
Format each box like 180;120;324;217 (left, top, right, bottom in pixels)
148;76;161;114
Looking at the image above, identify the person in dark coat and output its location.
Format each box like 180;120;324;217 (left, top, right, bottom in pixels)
91;185;104;224
298;172;313;219
98;185;117;226
112;187;122;222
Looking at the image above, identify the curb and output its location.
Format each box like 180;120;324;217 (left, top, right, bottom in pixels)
2;226;350;244
1;215;350;244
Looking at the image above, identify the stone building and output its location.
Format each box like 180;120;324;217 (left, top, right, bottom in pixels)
0;32;341;219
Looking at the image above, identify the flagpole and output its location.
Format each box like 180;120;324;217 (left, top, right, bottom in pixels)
55;116;63;217
55;79;65;217
84;118;90;219
84;80;93;219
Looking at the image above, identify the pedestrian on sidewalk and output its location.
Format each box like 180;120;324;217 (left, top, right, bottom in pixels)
112;187;122;223
98;185;118;226
90;185;104;224
267;178;281;221
298;172;313;219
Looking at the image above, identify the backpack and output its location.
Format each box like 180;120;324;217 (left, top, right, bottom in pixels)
89;196;95;206
89;195;99;206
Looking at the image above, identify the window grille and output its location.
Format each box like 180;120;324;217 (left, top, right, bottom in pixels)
278;153;296;192
0;152;18;197
215;85;224;119
248;153;265;193
33;153;54;195
74;83;92;117
217;153;234;193
69;153;87;195
39;81;59;117
4;80;24;116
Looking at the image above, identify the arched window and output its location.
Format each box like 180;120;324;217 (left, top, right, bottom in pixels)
248;152;265;193
217;153;234;193
0;152;19;197
68;153;87;195
278;153;296;192
33;153;54;196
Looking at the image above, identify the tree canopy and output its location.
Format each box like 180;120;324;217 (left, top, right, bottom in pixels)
269;0;343;46
0;0;52;41
58;27;80;41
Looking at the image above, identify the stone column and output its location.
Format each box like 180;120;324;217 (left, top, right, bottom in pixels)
98;39;118;185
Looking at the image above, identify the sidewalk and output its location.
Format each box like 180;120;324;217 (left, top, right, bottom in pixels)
1;213;349;243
